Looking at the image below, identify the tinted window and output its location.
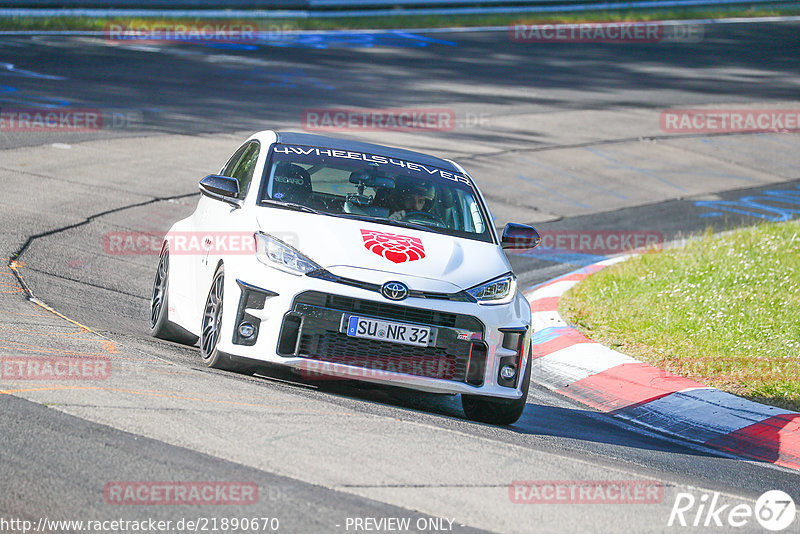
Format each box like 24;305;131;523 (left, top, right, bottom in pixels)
221;141;260;198
221;144;249;177
258;144;492;243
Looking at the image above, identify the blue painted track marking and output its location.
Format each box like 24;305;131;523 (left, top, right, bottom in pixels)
0;2;795;19
694;185;800;221
531;326;572;345
201;42;259;51
92;29;456;49
389;31;458;46
0;86;71;108
0;62;66;80
255;31;456;49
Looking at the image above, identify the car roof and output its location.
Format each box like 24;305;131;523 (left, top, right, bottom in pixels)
274;132;460;172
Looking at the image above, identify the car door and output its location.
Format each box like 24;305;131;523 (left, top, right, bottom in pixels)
206;141;261;268
190;141;261;322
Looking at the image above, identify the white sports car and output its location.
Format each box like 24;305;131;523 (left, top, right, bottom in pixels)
149;131;540;425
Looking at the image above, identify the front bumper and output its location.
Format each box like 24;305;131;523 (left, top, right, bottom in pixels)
216;261;532;399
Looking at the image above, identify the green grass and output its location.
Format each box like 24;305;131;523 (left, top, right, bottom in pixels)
0;6;799;32
560;221;800;412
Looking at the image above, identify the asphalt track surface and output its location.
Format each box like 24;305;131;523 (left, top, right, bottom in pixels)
1;21;800;533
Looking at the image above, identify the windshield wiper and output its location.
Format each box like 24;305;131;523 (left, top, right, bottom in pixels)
261;199;319;214
338;214;444;234
379;218;433;233
260;204;448;235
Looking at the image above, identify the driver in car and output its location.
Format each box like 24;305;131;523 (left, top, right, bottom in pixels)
388;182;436;221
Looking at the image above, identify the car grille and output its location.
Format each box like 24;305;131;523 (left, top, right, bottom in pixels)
278;291;485;384
293;291;483;331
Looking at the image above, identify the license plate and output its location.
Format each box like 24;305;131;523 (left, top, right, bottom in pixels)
346;316;433;347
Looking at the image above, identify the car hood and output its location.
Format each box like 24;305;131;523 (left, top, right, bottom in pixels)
255;210;511;291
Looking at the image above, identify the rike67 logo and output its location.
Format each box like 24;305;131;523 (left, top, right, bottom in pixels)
361;229;425;264
668;490;796;531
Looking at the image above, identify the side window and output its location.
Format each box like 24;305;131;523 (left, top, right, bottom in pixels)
221;142;260;198
466;195;485;233
221;144;249;178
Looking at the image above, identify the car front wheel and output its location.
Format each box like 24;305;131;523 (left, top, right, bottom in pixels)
461;350;531;425
149;245;199;346
200;265;256;375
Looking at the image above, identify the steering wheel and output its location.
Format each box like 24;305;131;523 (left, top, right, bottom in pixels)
401;211;447;227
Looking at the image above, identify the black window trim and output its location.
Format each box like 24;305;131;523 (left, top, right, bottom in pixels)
255;142;498;245
222;140;261;201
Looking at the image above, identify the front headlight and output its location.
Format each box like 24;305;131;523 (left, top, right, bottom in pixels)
255;232;321;275
466;273;517;304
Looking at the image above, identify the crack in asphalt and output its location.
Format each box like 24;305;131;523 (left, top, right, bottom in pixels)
20;265;150;300
457;130;772;163
7;191;198;299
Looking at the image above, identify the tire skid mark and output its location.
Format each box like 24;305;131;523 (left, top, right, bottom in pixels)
2;249;358;411
2;192;199;370
0;263;127;377
2;195;348;412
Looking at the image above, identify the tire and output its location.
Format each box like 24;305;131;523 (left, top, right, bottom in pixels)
149;245;199;346
200;265;257;375
461;348;532;426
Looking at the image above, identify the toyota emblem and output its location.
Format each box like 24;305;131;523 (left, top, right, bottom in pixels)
381;281;409;301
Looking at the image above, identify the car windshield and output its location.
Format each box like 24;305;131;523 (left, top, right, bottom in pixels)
259;144;493;243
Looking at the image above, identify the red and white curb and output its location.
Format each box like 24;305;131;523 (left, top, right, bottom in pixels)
525;256;800;471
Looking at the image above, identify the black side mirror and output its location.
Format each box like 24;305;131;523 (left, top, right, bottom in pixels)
501;223;541;250
199;175;240;206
